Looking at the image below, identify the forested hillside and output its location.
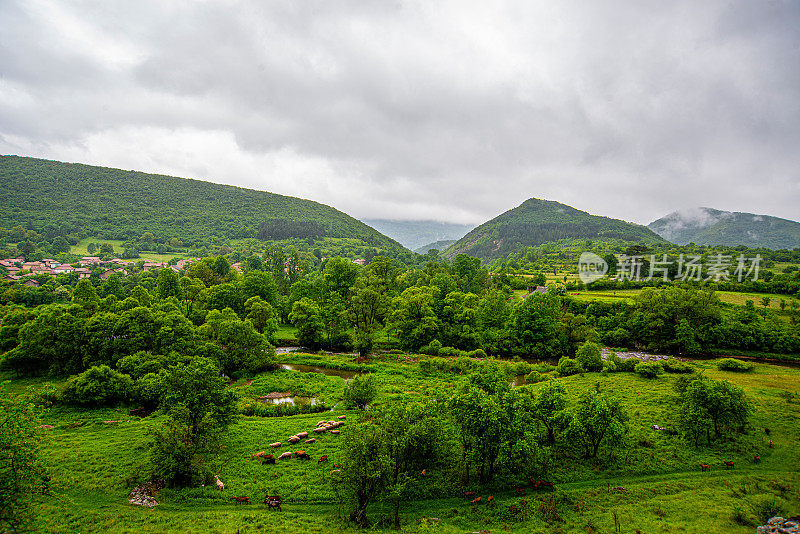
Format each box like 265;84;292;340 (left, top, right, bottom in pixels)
0;156;407;255
445;198;665;261
649;207;800;250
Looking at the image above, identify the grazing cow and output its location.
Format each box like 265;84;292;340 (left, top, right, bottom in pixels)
723;461;734;469
232;496;250;505
463;491;476;498
514;486;526;495
329;430;341;435
305;438;316;444
294;451;311;460
700;464;710;472
529;478;554;490
262;457;275;465
470;496;482;505
421;469;427;476
269;442;282;448
313;427;326;434
754;456;760;464
264;495;282;511
486;495;495;504
278;452;292;460
253;451;267;458
288;436;301;444
297;432;309;439
318;455;329;463
214;474;224;491
338;415;346;420
317;420;328;427
769;440;774;448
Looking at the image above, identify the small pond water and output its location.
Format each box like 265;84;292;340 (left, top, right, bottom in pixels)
261;395;317;406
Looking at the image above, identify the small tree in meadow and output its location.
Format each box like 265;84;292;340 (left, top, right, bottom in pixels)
575;342;603;371
343;374;377;410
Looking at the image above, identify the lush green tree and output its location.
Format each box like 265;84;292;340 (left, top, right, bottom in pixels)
679;377;750;444
62;365;133;406
438;291;480;350
72;279;99;308
86;242;98;254
531;380;568;444
512;293;568;358
156;268;182;300
200;282;244;316
449;384;504;484
244;296;278;339
130;285;152;307
575;341;603;371
348;274;390;357
322;257;360;299
148;357;237;487
241;270;278;307
13;305;85;375
390;286;438;351
0;391;43;532
289;297;324;348
212;256;230;278
567;391;628;458
343;374;377;410
199;308;275;375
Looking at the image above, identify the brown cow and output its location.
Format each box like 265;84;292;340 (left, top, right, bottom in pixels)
232;496;250;505
754;456;760;464
253;451;267;458
264;495;282;511
514;486;526;495
470;496;482;505
305;438;316;444
700;464;709;471
769;440;774;448
318;455;329;463
294;451;311;460
486;495;495;506
278;452;292;460
723;461;734;469
463;491;476;498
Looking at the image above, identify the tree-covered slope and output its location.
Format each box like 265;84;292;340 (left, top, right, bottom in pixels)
0;155;407;254
648;207;800;250
444;197;665;261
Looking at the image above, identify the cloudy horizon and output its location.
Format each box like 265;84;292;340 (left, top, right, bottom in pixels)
2;1;799;226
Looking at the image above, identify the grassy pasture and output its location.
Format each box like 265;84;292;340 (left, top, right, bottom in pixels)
70;237;183;262
6;354;800;533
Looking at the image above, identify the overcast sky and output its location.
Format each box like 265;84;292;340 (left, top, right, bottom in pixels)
1;1;799;226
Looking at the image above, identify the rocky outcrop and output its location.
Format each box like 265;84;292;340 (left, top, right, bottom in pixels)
128;480;165;508
756;516;800;534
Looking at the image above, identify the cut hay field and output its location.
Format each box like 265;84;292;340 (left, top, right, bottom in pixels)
6;354;800;533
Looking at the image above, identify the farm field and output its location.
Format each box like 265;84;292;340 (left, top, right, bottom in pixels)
7;353;800;533
573;288;799;310
70;237;183;262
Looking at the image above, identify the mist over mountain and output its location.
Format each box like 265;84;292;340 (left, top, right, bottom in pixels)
362;219;473;251
648;208;800;250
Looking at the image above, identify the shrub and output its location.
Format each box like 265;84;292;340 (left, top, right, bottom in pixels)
662;358;694;374
420;340;441;356
468;348;487;359
525;370;548;384
63;365;133;406
575;342;603;372
752;496;787;525
134;372;163;409
602;359;617;372
634;361;664;379
609;353;639;372
437;346;460;358
717;358;754;373
556;357;583;376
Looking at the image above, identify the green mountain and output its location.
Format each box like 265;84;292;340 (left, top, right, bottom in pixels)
444;198;665;261
414;239;457;254
362;219;473;250
648;207;800;250
0;155;407;255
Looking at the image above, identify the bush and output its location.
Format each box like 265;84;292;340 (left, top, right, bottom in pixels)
134;372;163;409
63;365;133;406
752;496;787;525
420;340;442;356
576;342;603;372
468;349;487;359
662;358;693;374
609;353;639;372
634;361;664;379
556;357;583;376
525;370;548;384
343;374;377;410
717;358;754;373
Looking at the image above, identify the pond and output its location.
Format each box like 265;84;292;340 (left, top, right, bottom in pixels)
280;363;361;380
258;393;318;406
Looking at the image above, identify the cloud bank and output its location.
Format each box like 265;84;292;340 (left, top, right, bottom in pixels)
1;0;798;225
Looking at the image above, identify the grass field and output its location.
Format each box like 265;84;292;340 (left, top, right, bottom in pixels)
5;352;800;533
573;288;799;310
70;237;183;262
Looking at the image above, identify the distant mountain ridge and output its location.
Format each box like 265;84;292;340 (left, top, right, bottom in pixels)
648;207;800;250
0;155;408;256
362;219;473;250
414;239;457;254
445;198;665;261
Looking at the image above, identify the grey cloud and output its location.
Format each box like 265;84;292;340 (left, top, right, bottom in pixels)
1;0;799;226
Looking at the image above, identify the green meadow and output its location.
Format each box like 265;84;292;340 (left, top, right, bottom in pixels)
8;352;800;533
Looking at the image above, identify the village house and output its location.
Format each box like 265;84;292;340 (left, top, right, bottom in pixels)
352;258;366;265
